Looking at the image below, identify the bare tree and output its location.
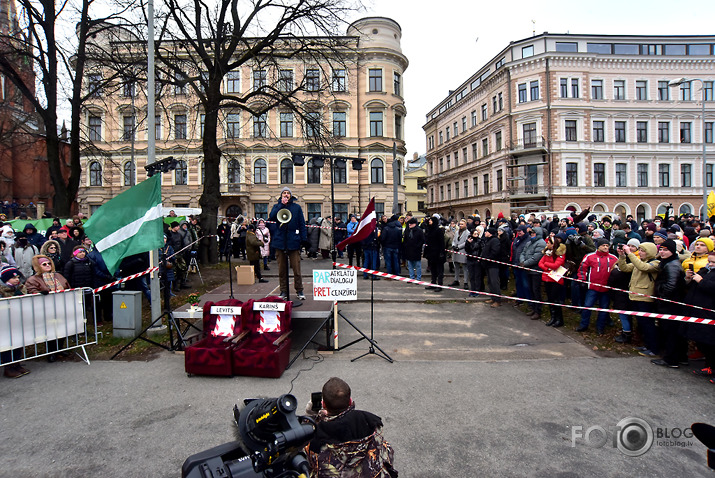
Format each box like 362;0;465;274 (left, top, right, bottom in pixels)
153;0;362;262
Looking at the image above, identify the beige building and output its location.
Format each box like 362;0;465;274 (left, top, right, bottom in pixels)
78;17;408;221
403;153;427;215
424;33;715;222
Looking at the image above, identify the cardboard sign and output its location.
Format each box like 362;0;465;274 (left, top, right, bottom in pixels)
312;269;358;301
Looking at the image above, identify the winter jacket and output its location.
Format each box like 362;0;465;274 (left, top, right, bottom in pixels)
268;197;307;250
538;244;567;285
319;219;333;251
256;225;271;258
423;224;446;262
520;233;546;272
25;255;70;294
653;255;685;315
616;243;660;302
0;281;26;297
465;234;483;263
64;256;96;288
307;218;321;254
680;266;715;345
580;249;618;292
245;230;263;262
511;232;530;265
13;244;39;279
451;229;470;264
480;235;501;268
56;237;79;265
682;252;709;274
380;219;403;250
40;240;63;271
565;233;596;266
361;229;380;251
402;226;425;262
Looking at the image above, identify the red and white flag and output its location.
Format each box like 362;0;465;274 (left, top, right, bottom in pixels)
336;198;377;251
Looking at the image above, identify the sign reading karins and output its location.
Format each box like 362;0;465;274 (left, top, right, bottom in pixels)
312;269;357;301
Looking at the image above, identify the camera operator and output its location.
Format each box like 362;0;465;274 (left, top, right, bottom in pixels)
305;377;397;478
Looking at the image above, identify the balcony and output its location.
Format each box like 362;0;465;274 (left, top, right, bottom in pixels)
220;183;248;196
510;137;547;156
506;185;548;199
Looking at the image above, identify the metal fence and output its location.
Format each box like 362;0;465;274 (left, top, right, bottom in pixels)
0;288;97;366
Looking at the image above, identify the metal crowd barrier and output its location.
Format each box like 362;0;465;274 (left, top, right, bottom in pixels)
0;288;97;366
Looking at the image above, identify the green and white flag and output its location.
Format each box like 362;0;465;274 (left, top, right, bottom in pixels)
84;175;163;274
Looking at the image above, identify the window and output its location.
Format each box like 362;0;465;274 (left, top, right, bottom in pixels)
496;169;503;192
462;116;467;133
370;111;383;137
254;203;268;220
682;164;692;187
371;158;384;184
482;138;488;157
464;180;468;197
174;72;188;95
530;81;539;101
473;177;478;196
87;74;102;97
708;164;714;188
445;128;450;141
518;83;527;103
659;164;670;187
453;122;458;137
522;45;534;58
439;186;444;201
566;163;578;187
707;122;714;143
637;121;648;143
253;69;266;90
280;159;293;184
681;82;691;101
616;163;627;187
446;155;450;170
200;162;205;184
481;104;487;121
439;158;443;172
556;42;578;52
333;160;347;183
305;69;320;91
495;131;502;150
278;70;293;92
637;163;649;187
175;160;188;185
658;122;670;143
593;163;605;187
615;121;626;143
368;69;382;92
332;69;346;92
453;151;458;166
123;78;135;98
227;159;240;184
680;122;692;143
306;203;322;221
251;115;273;141
334;203;349;221
174;114;187;140
472;143;477;161
493;95;498;113
226;113;240;138
471;110;477;127
593;121;604;143
463;147;468;163
226;71;240;93
565;120;577;141
155;115;162;140
280;112;293;138
706;81;714;101
658;81;670;100
560;78;568;98
89;161;102;186
453;182;458;199
200;114;205;139
483;174;490;194
572;79;580;98
305;112;321;137
636;80;647;100
123;161;135;187
88;115;102;141
253;159;267;184
498;93;503;110
614;80;625;100
523;122;537;147
307;159;321;184
587;43;612;54
592;80;603;99
123;115;135;141
333;112;346;137
394;72;401;96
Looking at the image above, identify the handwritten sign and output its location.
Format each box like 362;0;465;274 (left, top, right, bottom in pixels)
312;269;358;301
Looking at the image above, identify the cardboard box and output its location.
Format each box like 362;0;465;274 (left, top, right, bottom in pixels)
235;265;255;285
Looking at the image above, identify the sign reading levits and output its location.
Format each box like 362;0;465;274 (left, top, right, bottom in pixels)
312;269;357;301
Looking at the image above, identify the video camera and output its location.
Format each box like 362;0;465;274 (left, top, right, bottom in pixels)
182;394;316;478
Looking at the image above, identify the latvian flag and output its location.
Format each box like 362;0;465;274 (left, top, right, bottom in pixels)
336;197;377;251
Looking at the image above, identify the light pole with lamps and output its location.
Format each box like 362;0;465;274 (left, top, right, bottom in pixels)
669;77;708;221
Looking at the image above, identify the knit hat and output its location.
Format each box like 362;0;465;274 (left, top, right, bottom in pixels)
646;222;658;232
696;237;715;252
577;223;589;234
170;221;180;228
486;227;498;236
595;238;610;248
0;267;20;283
699;229;711;238
407;217;418;225
280;186;292;196
627;238;641;248
564;227;577;236
661;239;677;255
497;212;504;219
556;232;568;242
653;229;668;241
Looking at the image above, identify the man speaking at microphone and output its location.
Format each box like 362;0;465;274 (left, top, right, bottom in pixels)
269;186;308;300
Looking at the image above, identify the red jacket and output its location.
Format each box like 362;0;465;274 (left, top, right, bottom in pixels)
580;250;618;292
539;251;566;284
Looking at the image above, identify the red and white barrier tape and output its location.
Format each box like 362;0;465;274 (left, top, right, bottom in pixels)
92;267;159;293
333;262;715;326
447;248;715;316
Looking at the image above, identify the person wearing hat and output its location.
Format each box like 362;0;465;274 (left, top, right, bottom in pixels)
576;238;618;334
520;226;546;318
56;227;78;266
682;236;714;273
403;217;424;281
538;235;567;326
169;221;191;289
12;233;39;279
245;223;269;284
565;223;595;307
616;242;661;357
510;225;531;305
268;186;307;300
0;266;30;378
650;239;687;368
481;227;502;307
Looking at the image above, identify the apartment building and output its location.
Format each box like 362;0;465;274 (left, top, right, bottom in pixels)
77;17;408;221
424;33;714;222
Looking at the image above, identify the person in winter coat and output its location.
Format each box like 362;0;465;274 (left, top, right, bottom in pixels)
681;251;715;380
520;226;546;319
497;225;511;290
0;267;30;378
44;218;63;239
268;186;307;300
616;242;661;356
481;227;502;307
402;217;425;280
538;235;567;327
160;235;176;296
40;239;63;272
22;224;45;249
307;217;321;259
511;225;531;305
333;216;347;258
423;217;446;291
245;224;269;283
380;215;403;276
256;219;271;270
346;215;362;267
230;217;247;260
217;218;232;261
319;216;333;259
609;252;635;344
566;223;596;307
450;219;469;288
12;235;39;280
650;239;687;368
682;236;713;273
576;238;618;334
465;226;484;296
63;246;96;324
56;228;78;267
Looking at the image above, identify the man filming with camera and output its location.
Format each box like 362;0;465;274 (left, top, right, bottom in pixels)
306;377;397;478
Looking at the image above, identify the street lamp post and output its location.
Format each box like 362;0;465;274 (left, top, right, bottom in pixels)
670;78;708;221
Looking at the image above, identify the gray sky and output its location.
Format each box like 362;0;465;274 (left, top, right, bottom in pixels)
359;0;715;157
